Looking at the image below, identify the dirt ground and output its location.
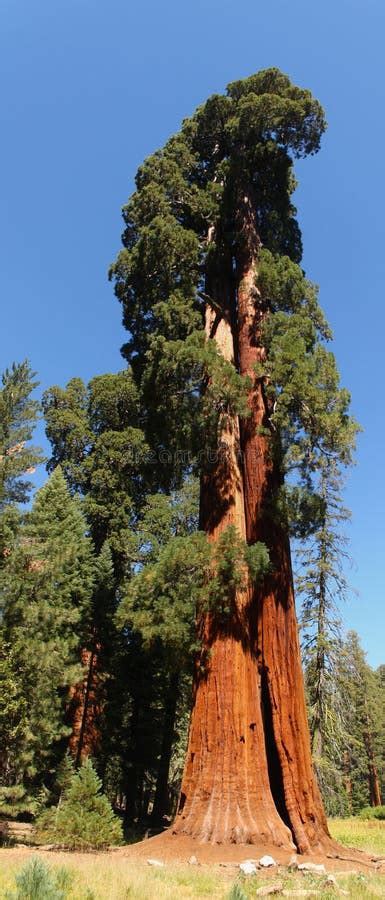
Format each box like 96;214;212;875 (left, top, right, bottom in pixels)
115;829;385;873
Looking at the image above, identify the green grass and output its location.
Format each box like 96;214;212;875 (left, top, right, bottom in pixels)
330;816;385;855
1;818;384;899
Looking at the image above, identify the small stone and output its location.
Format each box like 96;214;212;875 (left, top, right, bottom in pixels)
297;862;326;874
146;858;164;867
188;855;198;865
239;860;258;875
282;891;321;897
259;854;277;868
256;883;284;896
288;853;299;869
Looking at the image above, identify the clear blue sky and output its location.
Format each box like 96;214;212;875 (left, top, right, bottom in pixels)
1;0;384;665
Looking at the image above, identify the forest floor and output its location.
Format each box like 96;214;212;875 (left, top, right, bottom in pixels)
1;819;385;898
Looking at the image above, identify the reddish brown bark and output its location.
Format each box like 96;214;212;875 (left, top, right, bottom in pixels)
363;712;382;807
173;266;293;847
235;190;331;852
174;202;333;850
343;751;353;814
68;644;102;765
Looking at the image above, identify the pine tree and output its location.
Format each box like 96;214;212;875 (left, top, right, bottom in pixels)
42;371;150;796
110;68;357;849
37;758;122;850
0;468;95;805
297;459;352;814
0;360;43;562
341;632;383;812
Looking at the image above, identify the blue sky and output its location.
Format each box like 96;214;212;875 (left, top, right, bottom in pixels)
1;0;384;665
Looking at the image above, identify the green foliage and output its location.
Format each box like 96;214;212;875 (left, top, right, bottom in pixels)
6;857;73;900
36;758;123;850
0;468;95;802
0;361;44;508
110;68;355;536
359;805;385;820
42;370;147;565
298;462;352;769
228;883;248;900
339;632;384;813
118;526;269;661
0;361;44;566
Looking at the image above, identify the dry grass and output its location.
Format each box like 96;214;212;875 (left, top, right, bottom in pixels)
1;818;384;899
0;852;225;899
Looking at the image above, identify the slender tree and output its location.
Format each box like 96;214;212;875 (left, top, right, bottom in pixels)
297;459;352;814
0;468;95;804
341;632;383;811
42;371;149;769
111;69;358;850
0;360;43;560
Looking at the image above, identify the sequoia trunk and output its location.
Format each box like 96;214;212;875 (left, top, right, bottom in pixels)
235;190;331;852
68;644;102;766
173;257;293;846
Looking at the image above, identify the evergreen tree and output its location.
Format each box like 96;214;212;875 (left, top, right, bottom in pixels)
0;468;95;807
376;665;385;797
42;370;148;567
341;632;383;812
297;459;352;814
110;67;357;849
0;360;43;561
42;371;150;797
36;758;122;850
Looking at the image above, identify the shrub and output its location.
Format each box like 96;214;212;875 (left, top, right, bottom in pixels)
35;758;123;850
359;805;385;820
228;884;248;900
6;857;72;900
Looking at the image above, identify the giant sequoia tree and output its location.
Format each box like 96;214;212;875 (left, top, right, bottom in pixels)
111;69;357;851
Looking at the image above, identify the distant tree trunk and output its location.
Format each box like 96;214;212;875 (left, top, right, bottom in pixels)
123;692;144;827
151;670;180;826
363;710;382;806
234;189;330;852
343;750;353;814
68;642;102;766
173;247;293;846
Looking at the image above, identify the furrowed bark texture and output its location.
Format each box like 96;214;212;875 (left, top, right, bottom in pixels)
235;191;331;852
363;712;382;807
174;263;293;847
68;645;102;765
175;198;331;850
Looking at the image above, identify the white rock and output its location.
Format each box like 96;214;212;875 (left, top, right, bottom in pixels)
297;862;326;874
146;858;164;867
239;860;258;875
259;855;277;867
188;855;198;865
